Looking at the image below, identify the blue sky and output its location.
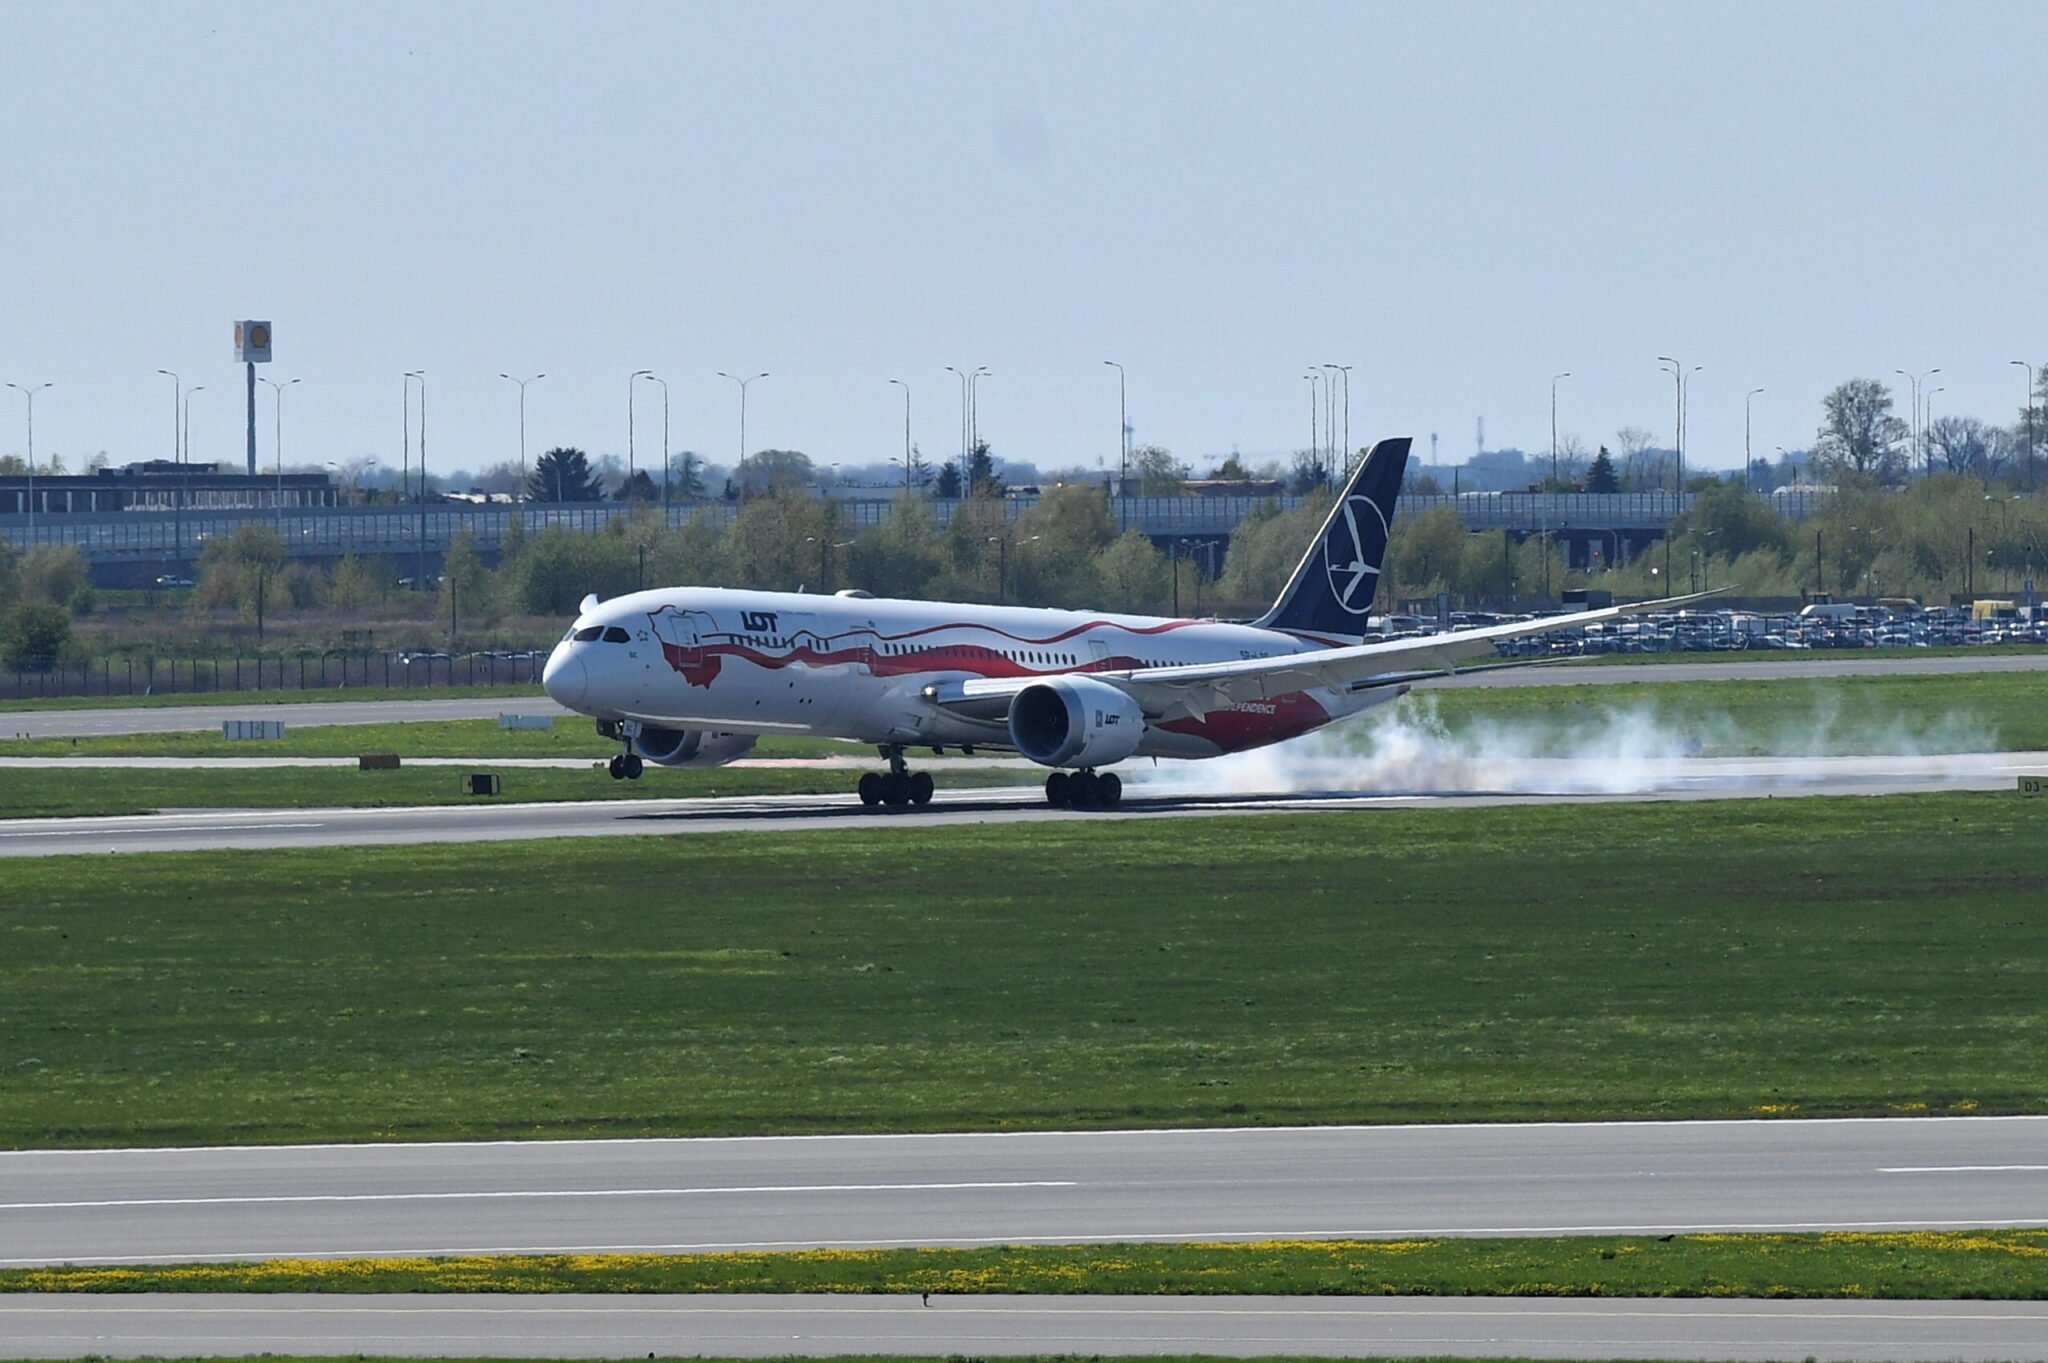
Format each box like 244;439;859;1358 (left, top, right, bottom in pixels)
4;1;2045;483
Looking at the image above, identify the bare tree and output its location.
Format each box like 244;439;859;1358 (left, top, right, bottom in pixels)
1927;416;2006;478
1555;434;1590;487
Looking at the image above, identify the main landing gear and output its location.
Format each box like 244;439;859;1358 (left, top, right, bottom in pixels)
1044;768;1121;810
858;746;935;810
607;752;644;780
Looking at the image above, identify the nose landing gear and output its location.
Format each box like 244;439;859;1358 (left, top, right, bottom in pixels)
858;747;935;809
1045;768;1121;810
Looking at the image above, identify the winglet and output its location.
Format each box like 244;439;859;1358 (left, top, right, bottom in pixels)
1253;437;1412;641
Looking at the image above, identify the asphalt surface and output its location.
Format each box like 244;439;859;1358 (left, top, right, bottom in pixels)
10;1292;2048;1360
5;651;2046;738
7;1118;2046;1267
1;751;2040;857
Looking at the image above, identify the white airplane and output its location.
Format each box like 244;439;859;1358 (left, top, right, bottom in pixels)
541;437;1706;809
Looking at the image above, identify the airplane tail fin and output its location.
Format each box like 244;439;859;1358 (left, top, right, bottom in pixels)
1253;437;1412;641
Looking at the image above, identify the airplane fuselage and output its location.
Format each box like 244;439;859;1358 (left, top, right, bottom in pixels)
543;586;1399;761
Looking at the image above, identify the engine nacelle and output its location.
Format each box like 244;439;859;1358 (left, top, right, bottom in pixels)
628;724;757;769
1006;676;1145;769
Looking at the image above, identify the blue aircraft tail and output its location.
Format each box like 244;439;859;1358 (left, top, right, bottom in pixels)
1253;436;1412;641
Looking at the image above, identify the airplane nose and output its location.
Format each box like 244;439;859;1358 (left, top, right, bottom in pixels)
542;647;587;708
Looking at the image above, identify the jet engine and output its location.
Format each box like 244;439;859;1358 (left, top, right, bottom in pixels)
1006;676;1145;768
628;724;757;769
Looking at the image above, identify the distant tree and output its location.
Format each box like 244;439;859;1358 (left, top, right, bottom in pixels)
1813;379;1908;484
15;545;89;609
1586;446;1621;493
617;469;659;502
1096;529;1170;611
669;451;708;500
966;441;1004;498
741;449;815;494
1;602;70;670
933;462;962;499
526;447;604;502
1208;453;1253;481
439;527;495;629
1671;481;1792;559
1132;445;1189;495
0;537;18;608
1287;450;1323;494
1927;416;2005;478
196;523;286;623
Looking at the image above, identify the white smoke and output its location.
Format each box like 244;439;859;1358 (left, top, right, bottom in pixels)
1135;690;2000;799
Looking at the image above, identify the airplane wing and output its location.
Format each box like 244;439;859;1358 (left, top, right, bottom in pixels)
925;590;1722;723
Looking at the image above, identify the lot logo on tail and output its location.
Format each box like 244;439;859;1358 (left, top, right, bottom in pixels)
1325;494;1390;616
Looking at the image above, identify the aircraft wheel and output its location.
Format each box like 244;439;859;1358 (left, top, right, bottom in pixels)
909;771;935;806
1098;772;1122;808
607;754;626;780
623;754;644;780
858;772;884;807
1070;771;1100;809
1044;771;1071;808
882;771;912;806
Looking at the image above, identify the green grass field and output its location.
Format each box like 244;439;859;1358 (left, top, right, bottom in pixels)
2;796;2043;1148
0;717;850;761
10;1230;2043;1299
1410;669;2048;755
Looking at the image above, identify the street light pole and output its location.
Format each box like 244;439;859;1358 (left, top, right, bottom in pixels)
628;369;652;498
1924;387;1945;474
1303;372;1322;484
636;373;668;507
1745;388;1764;491
1103;360;1126;507
403;371;426;588
5;382;51;533
1320;364;1340;479
1894;368;1939;477
716;371;768;491
2013;360;2037;493
1332;364;1353;474
1550;372;1571;487
944;365;969;493
967;366;989;479
498;373;544;498
888;379;911;489
258;376;300;532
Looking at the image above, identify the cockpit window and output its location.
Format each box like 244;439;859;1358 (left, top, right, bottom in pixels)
602;626;631;643
574;625;604;642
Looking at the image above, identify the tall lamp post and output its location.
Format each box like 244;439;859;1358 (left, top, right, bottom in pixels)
1893;368;1939;477
1657;357;1700;494
5;381;51;534
1745;388;1765;491
258;376;300;531
1924;387;1945;474
628;369;653;497
498;372;544;498
1303;371;1323;484
1549;372;1572;487
636;372;668;506
2012;360;2037;493
1319;364;1339;479
887;379;911;489
967;367;990;484
1329;364;1353;473
944;365;970;492
1103;360;1127;509
716;371;768;491
157;369;182;553
404;371;426;588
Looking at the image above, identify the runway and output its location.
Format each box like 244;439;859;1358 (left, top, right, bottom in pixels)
0;750;2039;857
5;651;2045;738
9;1291;2048;1361
6;1118;2047;1266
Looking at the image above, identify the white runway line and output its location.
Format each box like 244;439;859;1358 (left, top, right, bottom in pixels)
0;1179;1078;1212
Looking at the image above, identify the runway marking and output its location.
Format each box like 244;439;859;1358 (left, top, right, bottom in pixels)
0;1179;1077;1212
4;1300;2048;1324
7;1111;2043;1157
0;821;324;839
12;1216;2048;1267
1881;1164;2048;1173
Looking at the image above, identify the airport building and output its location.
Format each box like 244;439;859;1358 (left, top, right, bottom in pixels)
0;461;341;516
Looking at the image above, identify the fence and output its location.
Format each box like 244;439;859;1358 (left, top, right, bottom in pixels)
3;650;546;702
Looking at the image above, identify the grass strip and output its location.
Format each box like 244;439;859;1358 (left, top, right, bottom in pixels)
0;718;854;761
10;1231;2048;1299
1;796;2044;1148
0;684;537;712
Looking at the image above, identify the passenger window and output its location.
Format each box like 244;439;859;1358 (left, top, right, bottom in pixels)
574;626;603;642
